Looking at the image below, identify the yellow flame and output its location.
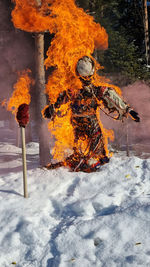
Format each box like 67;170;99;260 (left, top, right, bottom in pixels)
7;69;34;114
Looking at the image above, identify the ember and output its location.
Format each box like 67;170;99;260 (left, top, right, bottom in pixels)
11;0;140;172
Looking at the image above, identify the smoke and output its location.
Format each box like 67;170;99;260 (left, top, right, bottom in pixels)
101;81;150;154
123;81;150;148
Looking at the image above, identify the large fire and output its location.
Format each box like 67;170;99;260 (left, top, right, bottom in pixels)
11;0;129;168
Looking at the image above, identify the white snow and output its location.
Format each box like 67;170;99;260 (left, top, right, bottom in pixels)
0;122;150;267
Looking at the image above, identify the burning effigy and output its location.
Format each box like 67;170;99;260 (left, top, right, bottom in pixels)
10;0;140;172
43;56;140;172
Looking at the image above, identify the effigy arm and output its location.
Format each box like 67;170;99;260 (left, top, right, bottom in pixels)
43;90;69;120
100;87;140;122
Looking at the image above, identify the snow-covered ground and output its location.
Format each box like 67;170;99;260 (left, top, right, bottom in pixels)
0;122;150;267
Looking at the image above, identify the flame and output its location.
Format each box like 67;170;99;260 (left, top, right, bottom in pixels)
12;0;109;100
12;0;120;161
7;69;34;115
48;104;74;160
11;0;51;33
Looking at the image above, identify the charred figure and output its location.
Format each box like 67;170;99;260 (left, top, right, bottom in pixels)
44;56;140;172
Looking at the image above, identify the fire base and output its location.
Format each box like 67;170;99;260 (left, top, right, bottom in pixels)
45;155;109;173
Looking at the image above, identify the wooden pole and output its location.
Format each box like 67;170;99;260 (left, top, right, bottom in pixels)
34;32;50;166
34;0;50;166
126;120;129;157
143;0;149;65
16;126;20;147
20;126;28;198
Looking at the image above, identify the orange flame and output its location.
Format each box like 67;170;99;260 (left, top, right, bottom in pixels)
12;0;119;161
48;104;74;160
11;0;51;33
7;69;34;114
12;0;108;100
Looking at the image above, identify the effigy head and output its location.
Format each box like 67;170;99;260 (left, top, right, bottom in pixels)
76;56;95;78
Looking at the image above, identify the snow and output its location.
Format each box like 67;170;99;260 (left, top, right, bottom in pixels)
0;123;150;267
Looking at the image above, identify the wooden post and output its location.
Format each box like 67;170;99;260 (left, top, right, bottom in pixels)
16;126;20;147
126;120;129;157
89;0;98;61
143;0;149;65
34;0;50;166
34;33;50;166
20;126;28;198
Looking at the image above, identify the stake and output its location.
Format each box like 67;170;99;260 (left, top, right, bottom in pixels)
16;126;20;147
20;126;28;198
126;120;129;157
143;0;149;65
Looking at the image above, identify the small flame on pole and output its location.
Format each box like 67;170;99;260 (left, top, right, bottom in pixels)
7;71;33;197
